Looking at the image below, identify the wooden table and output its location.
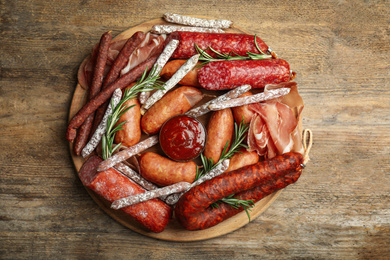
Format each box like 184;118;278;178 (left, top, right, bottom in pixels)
1;0;389;259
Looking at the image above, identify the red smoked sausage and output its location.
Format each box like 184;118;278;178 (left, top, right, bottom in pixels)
79;155;172;233
198;59;291;90
166;32;269;59
174;152;303;230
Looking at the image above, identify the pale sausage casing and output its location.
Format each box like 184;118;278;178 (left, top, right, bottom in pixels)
139;152;197;186
141;86;203;135
225;148;259;172
203;108;234;163
114;85;141;147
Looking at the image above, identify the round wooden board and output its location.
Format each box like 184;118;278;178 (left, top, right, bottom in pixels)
69;17;284;241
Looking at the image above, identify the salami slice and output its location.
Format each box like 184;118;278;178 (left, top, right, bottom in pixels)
198;59;291;90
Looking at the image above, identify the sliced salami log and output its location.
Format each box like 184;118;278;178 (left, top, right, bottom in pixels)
166;31;269;59
79;155;172;233
198;59;291;90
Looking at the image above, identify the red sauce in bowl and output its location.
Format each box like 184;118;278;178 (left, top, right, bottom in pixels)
159;115;206;162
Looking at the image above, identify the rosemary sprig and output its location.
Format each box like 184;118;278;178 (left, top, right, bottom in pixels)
195;119;249;180
195;35;272;66
211;194;255;221
102;65;164;160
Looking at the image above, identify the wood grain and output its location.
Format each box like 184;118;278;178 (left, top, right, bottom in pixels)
1;0;389;259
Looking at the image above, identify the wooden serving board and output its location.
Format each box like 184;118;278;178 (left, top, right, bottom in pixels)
69;17;284;241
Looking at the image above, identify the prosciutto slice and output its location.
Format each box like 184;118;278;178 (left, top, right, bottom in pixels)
120;33;166;76
77;32;166;90
247;82;304;159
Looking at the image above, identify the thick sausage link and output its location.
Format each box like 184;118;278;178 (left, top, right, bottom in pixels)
166;31;269;59
114;84;141;147
141;86;203;135
78;155;172;233
225;148;259;172
174;152;303;230
203;108;234;164
198;59;291;90
139;152;197;186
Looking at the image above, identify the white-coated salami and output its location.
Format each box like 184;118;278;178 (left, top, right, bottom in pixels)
139;39;179;104
97;135;159;172
111;182;191;209
185;85;252;118
208;87;291;111
151;25;224;34
81;88;122;158
163;13;232;29
141;54;200;114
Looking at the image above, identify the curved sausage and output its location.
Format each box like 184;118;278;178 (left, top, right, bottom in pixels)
231;91;255;124
141;86;203;135
225;148;259;172
139;152;197;186
198;59;291;90
203;108;234;164
66;53;160;142
114;84;141;147
174;152;303;230
160;60;201;87
78;155;172;233
166;31;269;59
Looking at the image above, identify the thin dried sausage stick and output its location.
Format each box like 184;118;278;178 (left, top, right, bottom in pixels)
111;182;191;209
174;152;304;230
81;88;122;158
92;32;147;133
74;31;112;155
185;85;251;118
66;54;160;142
115;162;160;191
163;13;232;29
151;25;225;34
97;135;159;172
141;54;200;114
164;159;230;205
139;39;179;105
208;87;291;111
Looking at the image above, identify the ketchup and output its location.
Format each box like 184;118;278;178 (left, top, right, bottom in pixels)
159;115;206;162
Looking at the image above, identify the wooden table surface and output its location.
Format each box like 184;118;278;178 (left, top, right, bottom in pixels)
1;0;389;259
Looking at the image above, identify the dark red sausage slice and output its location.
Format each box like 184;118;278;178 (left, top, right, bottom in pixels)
198;59;291;90
79;155;172;233
174;152;303;230
166;31;269;59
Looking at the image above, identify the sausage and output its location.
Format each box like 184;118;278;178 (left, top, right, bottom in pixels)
163;13;232;29
203;108;234;164
174;152;303;230
198;59;291;90
73;31;112;155
139;152;197;186
231;91;255;124
225;148;259;172
114;84;141;147
92;31;147;134
141;86;203;135
166;31;268;59
78;155;172;233
66;53;161;142
160;60;201;87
